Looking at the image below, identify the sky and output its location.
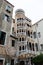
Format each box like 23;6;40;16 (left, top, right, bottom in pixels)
7;0;43;24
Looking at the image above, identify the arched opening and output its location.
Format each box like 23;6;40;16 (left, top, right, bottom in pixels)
19;61;25;65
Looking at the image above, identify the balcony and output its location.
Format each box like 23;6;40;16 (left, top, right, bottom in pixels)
17;41;27;44
17;26;26;29
16;50;35;57
17;20;23;23
16;50;28;57
17;32;26;36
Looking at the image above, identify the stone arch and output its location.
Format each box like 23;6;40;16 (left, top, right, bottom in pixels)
19;61;25;65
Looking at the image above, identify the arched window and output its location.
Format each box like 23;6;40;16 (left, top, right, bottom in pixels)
22;37;24;41
22;46;24;50
28;31;30;36
19;46;21;51
35;43;38;51
32;43;35;51
19;38;21;41
12;27;14;33
29;42;32;50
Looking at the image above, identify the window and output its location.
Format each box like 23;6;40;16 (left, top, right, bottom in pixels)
33;32;36;38
32;44;35;51
26;18;31;22
11;59;14;65
12;27;14;33
22;46;24;50
35;43;38;51
22;37;24;41
17;30;18;33
38;32;41;38
29;42;32;50
28;31;30;36
12;40;15;47
41;44;43;51
17;18;24;21
26;18;29;21
19;46;21;51
27;42;29;50
27;24;31;27
19;38;21;41
0;31;6;45
27;24;29;27
6;6;11;13
31;36;32;38
4;14;10;22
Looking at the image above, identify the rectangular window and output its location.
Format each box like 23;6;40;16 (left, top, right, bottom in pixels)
32;44;35;51
22;46;24;50
11;59;14;65
19;46;21;51
4;14;10;22
12;40;15;47
27;42;29;50
6;6;11;13
0;31;6;45
19;38;21;41
12;27;14;34
26;31;30;36
17;30;18;33
33;32;36;38
29;42;32;50
35;43;38;51
41;44;43;51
